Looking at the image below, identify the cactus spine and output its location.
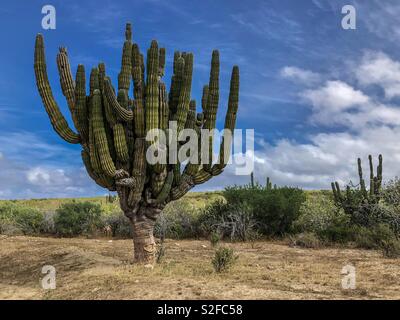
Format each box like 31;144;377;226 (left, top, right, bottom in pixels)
34;23;240;265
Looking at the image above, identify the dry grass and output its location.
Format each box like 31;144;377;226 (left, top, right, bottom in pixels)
0;235;399;300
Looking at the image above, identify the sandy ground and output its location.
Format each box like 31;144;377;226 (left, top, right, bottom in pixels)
0;235;399;300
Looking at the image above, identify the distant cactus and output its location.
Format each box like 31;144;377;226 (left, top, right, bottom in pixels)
250;171;255;188
34;23;240;264
331;155;383;223
266;177;272;191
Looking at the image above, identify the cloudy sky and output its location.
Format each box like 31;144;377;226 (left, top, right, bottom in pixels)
1;0;400;199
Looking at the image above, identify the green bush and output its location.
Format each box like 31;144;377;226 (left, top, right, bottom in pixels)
212;247;237;273
289;232;320;248
198;201;258;241
224;185;306;236
355;223;400;258
154;201;199;239
0;202;44;235
54;201;103;237
293;194;353;243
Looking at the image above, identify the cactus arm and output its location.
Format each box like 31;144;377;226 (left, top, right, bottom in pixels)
159;82;169;132
377;154;383;193
368;155;374;196
212;66;239;172
250;171;255;188
104;78;134;121
74;64;89;145
89;67;100;94
113;123;129;162
169;53;185;116
174;53;194;134
56;48;77;126
357;158;367;197
34;34;80;144
154;171;174;204
132;43;144;100
92;89;117;177
99;65;118;127
88;119;102;174
145;40;160;135
335;181;343;202
159;48;166;77
201;85;209;113
118;24;132;92
81;150;115;191
202;50;220;172
128;138;147;207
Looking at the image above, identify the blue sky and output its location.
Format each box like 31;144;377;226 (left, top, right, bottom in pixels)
1;0;400;199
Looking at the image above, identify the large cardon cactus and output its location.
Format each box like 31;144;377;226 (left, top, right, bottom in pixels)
34;23;240;264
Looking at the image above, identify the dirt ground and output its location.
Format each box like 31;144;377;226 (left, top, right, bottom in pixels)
0;235;399;300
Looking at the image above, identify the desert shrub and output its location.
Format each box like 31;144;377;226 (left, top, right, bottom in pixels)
0;202;44;235
380;237;400;258
355;223;398;249
198;201;258;241
382;178;400;206
40;211;56;234
210;231;221;247
289;232;320;248
212;247;237;273
224;185;306;236
292;194;353;243
54;201;103;237
102;211;132;238
293;195;347;234
198;199;228;236
154;201;199;239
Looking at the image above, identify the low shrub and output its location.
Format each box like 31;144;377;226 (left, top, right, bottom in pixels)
212;247;237;273
288;232;320;248
224;185;306;236
154;201;199;239
355;223;400;258
40;211;56;234
54;201;103;237
210;231;221;247
198;201;258;241
0;202;44;235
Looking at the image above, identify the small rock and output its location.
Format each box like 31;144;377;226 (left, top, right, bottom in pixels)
144;264;154;270
108;240;113;243
174;243;180;246
201;245;207;248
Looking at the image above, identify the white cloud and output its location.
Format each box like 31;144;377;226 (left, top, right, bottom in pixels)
280;66;321;85
302;80;369;112
203;50;400;191
356;51;400;99
0;133;103;199
27;167;71;186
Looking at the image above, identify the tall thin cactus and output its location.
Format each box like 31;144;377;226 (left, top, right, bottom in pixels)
34;23;240;264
